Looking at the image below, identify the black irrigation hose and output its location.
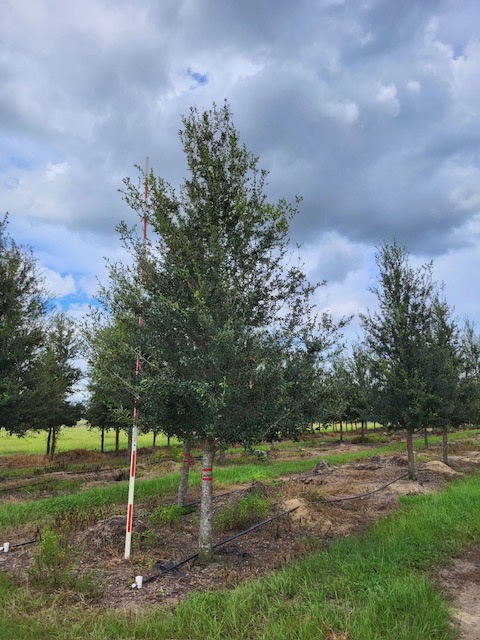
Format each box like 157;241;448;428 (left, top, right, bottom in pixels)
143;506;300;585
1;539;38;552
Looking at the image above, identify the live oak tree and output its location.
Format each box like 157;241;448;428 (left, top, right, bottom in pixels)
423;295;462;464
0;217;49;434
458;320;480;426
360;242;437;480
348;344;374;442
84;318;139;456
33;312;83;459
103;102;346;558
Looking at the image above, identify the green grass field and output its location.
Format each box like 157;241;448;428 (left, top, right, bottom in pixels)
0;425;174;456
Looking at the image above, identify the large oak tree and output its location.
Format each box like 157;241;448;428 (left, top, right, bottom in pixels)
98;102;346;558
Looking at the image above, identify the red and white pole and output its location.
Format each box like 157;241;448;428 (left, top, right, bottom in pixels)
125;157;149;560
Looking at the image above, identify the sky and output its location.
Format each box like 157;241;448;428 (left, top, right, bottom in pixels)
3;0;480;355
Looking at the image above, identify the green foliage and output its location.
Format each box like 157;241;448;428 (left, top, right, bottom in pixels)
360;242;437;432
214;490;271;531
29;529;101;598
149;504;190;525
0;216;50;435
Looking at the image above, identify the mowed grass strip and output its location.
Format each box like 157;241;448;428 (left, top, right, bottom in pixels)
1;472;479;639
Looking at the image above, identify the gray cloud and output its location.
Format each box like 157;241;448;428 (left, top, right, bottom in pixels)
2;0;480;327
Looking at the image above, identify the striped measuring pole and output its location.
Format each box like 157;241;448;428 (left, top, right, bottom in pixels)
124;158;148;560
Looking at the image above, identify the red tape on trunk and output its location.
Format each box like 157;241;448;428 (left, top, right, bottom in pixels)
202;467;213;481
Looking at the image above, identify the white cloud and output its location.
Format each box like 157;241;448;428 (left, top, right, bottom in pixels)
42;267;76;297
406;80;421;93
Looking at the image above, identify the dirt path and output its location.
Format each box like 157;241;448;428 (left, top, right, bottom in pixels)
437;545;480;640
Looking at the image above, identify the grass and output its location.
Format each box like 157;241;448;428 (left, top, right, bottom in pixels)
0;426;176;456
2;471;479;638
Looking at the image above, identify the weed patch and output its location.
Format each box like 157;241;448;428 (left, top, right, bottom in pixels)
214;490;271;532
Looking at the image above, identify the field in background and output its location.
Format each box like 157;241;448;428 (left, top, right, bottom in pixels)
0;426;174;456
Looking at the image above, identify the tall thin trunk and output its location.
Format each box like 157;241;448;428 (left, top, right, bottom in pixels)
46;427;52;456
198;439;214;561
115;427;120;455
423;426;429;449
442;426;449;465
406;428;416;480
361;420;365;444
101;427;105;453
167;434;171;447
339;420;343;442
219;446;227;465
177;440;192;506
49;427;57;462
153;431;157;448
127;429;132;459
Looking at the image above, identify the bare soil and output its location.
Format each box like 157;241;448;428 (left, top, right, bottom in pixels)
1;440;480;637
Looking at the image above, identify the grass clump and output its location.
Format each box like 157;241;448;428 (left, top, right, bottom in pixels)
28;529;101;599
214;489;271;532
149;504;191;526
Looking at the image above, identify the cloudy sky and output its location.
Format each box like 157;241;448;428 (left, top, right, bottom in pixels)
3;0;480;344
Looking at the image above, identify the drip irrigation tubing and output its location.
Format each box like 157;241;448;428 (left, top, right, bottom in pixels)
143;505;299;585
1;539;38;552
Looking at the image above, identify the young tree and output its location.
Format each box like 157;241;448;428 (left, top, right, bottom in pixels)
348;344;374;442
101;102;346;559
84;319;140;456
458;320;480;426
422;295;462;464
32;313;83;459
0;216;50;434
360;242;436;479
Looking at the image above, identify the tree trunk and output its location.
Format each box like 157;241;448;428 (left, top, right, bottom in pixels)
101;427;105;453
46;427;52;456
167;434;171;447
406;428;416;480
115;427;120;456
423;426;429;449
218;445;227;465
152;431;157;448
198;439;214;562
177;440;192;506
361;420;365;444
442;426;449;465
339;420;343;442
127;428;132;459
49;427;58;462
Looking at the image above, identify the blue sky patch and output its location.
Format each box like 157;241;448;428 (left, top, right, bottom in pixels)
186;67;208;86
